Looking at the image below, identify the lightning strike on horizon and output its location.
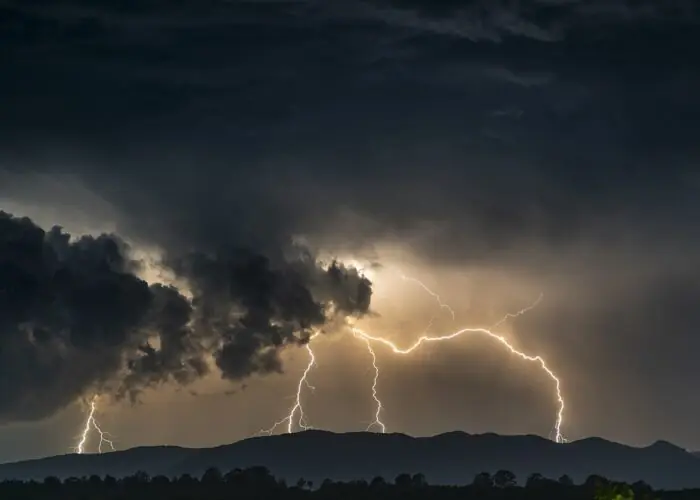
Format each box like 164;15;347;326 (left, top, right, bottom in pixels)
73;396;116;454
352;323;566;443
353;276;558;441
262;267;560;443
360;335;386;433
260;334;319;435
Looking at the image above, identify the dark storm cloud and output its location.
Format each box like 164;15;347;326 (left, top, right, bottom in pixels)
314;261;373;316
122;284;208;392
3;1;696;232
0;212;372;421
0;211;155;421
2;0;700;448
355;0;698;41
169;249;371;380
1;0;690;264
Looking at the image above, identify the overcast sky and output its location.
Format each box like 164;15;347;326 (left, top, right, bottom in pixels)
1;0;700;463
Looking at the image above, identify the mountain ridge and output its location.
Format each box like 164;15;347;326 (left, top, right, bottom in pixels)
0;431;698;489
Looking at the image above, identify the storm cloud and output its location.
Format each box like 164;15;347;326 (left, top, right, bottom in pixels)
169;249;371;381
0;212;154;421
0;212;372;422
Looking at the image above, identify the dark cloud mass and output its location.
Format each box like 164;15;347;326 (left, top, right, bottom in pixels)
3;0;698;262
0;212;152;421
0;212;372;422
1;0;700;453
170;249;371;380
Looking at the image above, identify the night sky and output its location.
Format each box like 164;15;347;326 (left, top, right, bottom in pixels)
1;0;700;463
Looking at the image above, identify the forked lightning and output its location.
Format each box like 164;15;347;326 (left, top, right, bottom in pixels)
263;271;566;443
73;396;116;454
352;322;566;443
68;273;561;446
259;334;319;435
397;273;456;320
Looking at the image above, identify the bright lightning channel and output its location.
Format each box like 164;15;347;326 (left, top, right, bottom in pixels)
359;335;385;433
260;333;319;435
73;396;116;454
352;284;566;443
262;269;562;443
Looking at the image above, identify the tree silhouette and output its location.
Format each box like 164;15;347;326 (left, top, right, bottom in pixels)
43;476;61;488
394;472;413;489
586;474;610;489
370;476;387;489
0;466;688;499
472;471;493;489
411;473;427;488
526;472;545;488
493;469;517;488
594;482;636;500
202;467;223;485
559;474;574;486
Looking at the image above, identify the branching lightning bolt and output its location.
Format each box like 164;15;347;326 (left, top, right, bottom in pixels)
353;278;565;443
397;272;455;320
260;334;318;435
73;396;116;454
352;324;565;443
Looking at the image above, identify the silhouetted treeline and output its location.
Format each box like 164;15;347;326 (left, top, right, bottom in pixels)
0;466;698;500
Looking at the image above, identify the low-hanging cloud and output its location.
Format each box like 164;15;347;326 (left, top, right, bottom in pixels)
0;212;372;423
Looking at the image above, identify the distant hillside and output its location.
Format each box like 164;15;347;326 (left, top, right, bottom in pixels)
1;431;699;490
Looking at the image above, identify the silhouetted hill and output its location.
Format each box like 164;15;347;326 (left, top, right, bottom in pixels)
0;445;193;480
1;431;699;489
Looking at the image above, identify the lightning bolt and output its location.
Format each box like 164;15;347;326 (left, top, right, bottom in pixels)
490;292;544;329
73;395;116;454
352;325;565;443
263;267;563;443
350;279;565;443
360;335;385;433
260;334;319;435
397;272;456;320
